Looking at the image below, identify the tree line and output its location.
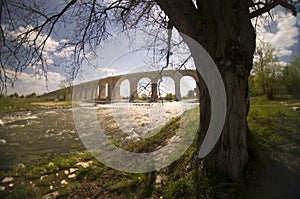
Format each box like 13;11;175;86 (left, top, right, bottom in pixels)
249;43;300;99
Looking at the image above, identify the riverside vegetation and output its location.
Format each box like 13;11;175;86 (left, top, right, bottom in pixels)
0;96;299;198
0;97;72;113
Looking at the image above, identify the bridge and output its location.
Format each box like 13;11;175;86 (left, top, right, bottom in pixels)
47;70;199;102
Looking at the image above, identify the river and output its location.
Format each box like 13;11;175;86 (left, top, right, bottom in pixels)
0;100;198;171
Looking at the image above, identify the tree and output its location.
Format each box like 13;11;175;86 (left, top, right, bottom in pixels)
164;93;174;101
187;89;196;99
140;93;149;101
9;92;18;98
0;0;297;181
283;54;300;98
59;79;72;100
253;43;285;99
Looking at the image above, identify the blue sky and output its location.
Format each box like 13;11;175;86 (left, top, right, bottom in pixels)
5;3;300;96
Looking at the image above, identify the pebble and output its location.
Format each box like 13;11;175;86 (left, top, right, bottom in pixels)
15;163;26;170
0;186;5;191
0;139;6;145
64;170;69;175
42;191;59;199
60;180;68;185
291;107;300;111
69;168;78;173
76;161;93;168
155;175;162;186
2;177;13;183
40;175;48;180
8;183;14;187
67;174;76;178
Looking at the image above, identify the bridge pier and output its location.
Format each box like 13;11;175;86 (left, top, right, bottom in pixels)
129;79;138;102
112;83;121;101
174;77;181;101
99;82;106;100
150;82;158;102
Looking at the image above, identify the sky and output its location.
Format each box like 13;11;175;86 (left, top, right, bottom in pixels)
4;2;300;96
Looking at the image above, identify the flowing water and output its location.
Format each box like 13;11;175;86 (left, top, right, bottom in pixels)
0;100;198;171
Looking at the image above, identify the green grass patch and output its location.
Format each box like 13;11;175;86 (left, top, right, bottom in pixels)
3;97;299;198
248;97;300;173
0;97;71;112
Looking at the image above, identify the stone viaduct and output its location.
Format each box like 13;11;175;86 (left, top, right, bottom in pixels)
72;70;199;102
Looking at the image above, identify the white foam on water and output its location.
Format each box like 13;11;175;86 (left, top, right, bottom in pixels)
22;115;38;120
0;139;7;145
9;125;25;129
45;111;57;114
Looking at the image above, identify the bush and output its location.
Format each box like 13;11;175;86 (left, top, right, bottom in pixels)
164;93;174;101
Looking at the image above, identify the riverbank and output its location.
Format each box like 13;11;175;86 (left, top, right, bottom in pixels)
0;97;72;113
0;96;300;198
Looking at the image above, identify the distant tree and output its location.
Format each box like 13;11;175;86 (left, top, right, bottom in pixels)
164;93;174;101
283;55;300;98
25;93;37;98
187;89;196;99
59;79;72;100
140;94;148;101
9;92;18;98
253;43;284;99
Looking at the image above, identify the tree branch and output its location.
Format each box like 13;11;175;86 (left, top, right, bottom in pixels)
250;0;297;18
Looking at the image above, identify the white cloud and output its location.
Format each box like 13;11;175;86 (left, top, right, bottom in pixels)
255;11;298;60
6;24;75;66
7;70;66;96
276;48;293;57
54;46;75;57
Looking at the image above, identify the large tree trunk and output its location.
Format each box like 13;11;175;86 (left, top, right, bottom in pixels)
197;65;251;181
156;0;256;181
193;2;255;181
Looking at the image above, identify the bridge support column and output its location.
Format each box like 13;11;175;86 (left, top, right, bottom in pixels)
174;77;181;101
150;82;158;102
129;79;138;102
99;83;106;99
107;80;114;101
112;83;121;101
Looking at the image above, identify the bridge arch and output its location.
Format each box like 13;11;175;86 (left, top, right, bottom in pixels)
72;70;199;102
137;77;152;100
158;76;175;98
180;75;198;99
120;79;130;99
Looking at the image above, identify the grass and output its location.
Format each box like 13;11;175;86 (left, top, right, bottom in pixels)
248;96;300;174
1;96;300;198
235;96;300;198
0;97;71;112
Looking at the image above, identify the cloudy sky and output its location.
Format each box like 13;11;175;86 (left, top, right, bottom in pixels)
5;3;300;96
255;8;299;64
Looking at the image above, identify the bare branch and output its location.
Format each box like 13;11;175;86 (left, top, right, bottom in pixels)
250;0;297;18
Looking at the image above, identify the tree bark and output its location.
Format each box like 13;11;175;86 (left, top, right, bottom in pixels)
198;66;251;180
156;0;256;181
